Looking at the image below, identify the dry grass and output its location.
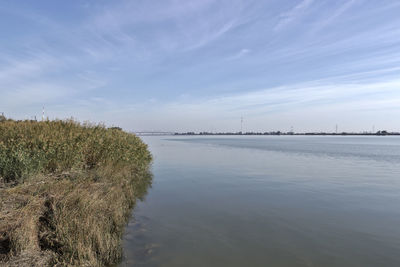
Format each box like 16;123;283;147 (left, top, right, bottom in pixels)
0;119;152;266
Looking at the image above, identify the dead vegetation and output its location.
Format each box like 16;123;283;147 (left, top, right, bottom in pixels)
0;119;152;266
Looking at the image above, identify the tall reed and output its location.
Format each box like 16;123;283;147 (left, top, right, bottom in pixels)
0;119;152;266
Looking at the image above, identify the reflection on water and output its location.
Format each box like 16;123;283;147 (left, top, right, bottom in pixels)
133;170;153;202
121;136;400;267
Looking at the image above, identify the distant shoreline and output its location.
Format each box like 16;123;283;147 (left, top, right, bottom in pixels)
176;132;399;136
135;131;400;136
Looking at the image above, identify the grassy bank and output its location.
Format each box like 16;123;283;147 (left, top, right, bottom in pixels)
0;118;152;266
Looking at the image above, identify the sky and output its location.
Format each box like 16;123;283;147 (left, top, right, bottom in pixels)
1;0;400;133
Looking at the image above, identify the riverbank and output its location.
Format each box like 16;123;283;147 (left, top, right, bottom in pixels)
0;119;152;266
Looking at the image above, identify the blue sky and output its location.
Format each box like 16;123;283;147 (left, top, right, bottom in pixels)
1;0;400;132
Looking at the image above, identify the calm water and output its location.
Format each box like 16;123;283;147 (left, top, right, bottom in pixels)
121;136;400;267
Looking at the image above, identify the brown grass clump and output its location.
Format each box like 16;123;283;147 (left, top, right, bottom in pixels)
0;119;152;266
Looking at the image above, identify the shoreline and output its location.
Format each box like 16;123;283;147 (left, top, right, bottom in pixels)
137;132;400;136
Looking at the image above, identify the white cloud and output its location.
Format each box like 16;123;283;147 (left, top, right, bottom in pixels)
0;55;56;85
83;0;246;54
309;0;359;34
1;1;400;132
89;77;400;132
227;49;251;60
274;0;314;31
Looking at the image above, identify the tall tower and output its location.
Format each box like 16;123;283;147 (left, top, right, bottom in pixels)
240;117;243;133
42;106;45;121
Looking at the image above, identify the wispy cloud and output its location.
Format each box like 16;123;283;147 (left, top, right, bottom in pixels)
143;77;400;131
274;0;314;31
92;74;400;132
84;0;246;54
1;1;400;131
185;79;400;113
309;0;360;34
227;49;251;60
0;56;55;84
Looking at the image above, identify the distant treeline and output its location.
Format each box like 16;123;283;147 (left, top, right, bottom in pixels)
175;130;399;136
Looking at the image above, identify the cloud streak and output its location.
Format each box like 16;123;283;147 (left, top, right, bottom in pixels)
274;0;314;31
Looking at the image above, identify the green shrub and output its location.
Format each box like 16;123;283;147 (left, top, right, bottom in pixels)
0;119;152;266
0;119;151;183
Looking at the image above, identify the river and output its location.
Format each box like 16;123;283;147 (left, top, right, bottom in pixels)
121;136;400;267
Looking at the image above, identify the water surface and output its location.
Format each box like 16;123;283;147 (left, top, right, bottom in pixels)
121;136;400;267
